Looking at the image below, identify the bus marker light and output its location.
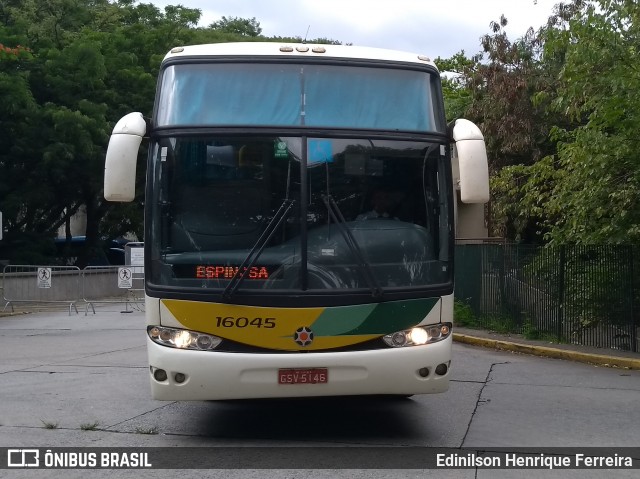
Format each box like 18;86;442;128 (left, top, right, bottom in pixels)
428;326;442;339
391;331;407;347
196;335;213;349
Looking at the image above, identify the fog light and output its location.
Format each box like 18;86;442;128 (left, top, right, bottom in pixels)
174;373;186;383
153;368;168;382
418;367;430;378
435;363;448;376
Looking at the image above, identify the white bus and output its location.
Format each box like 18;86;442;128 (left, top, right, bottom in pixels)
104;42;489;400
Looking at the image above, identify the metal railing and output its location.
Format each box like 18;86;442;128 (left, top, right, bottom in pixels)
455;243;639;353
2;264;145;316
2;265;81;315
82;266;144;315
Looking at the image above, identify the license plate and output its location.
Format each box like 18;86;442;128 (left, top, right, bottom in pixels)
278;368;328;385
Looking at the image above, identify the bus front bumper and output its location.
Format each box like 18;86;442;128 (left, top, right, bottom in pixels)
147;335;452;401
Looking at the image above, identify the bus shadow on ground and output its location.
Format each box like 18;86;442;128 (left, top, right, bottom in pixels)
152;396;434;443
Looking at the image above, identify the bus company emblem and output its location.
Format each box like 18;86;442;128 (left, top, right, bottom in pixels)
293;327;314;347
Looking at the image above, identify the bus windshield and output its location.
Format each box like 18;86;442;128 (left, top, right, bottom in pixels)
148;136;452;295
156;63;444;133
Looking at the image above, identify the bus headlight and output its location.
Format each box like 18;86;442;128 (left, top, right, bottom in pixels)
148;326;222;351
382;322;452;348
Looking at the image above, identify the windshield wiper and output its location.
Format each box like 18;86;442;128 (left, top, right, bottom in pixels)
322;195;383;299
222;199;294;301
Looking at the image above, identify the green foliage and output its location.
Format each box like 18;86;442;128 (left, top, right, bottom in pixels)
492;0;640;244
0;1;350;264
41;419;59;429
521;320;563;342
523;245;633;332
454;299;520;333
485;315;518;334
135;426;158;435
435;52;475;122
467;16;556;171
0;0;203;264
490;156;560;241
441;0;640;245
80;421;100;431
453;300;480;327
209;16;262;37
537;0;640;244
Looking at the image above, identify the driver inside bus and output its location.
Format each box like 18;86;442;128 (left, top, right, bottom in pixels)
356;189;398;220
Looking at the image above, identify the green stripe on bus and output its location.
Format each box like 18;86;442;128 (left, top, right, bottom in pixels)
311;298;439;336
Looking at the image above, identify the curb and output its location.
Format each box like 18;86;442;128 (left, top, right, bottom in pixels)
453;333;640;370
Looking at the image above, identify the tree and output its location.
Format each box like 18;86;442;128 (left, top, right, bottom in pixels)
538;0;640;243
435;52;475;122
437;12;565;241
0;3;351;264
209;16;262;37
0;0;201;264
488;0;640;244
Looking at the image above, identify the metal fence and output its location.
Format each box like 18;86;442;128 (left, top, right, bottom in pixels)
455;243;638;352
82;266;144;314
2;264;144;315
2;265;81;314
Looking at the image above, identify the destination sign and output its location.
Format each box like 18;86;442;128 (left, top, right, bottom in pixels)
172;265;279;280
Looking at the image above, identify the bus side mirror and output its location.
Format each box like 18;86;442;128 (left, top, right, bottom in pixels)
104;112;147;202
451;119;490;204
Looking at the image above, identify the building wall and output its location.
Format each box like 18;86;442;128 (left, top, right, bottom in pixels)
57;205;87;238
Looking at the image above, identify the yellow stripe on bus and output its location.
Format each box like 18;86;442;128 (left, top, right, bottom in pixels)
161;299;379;351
